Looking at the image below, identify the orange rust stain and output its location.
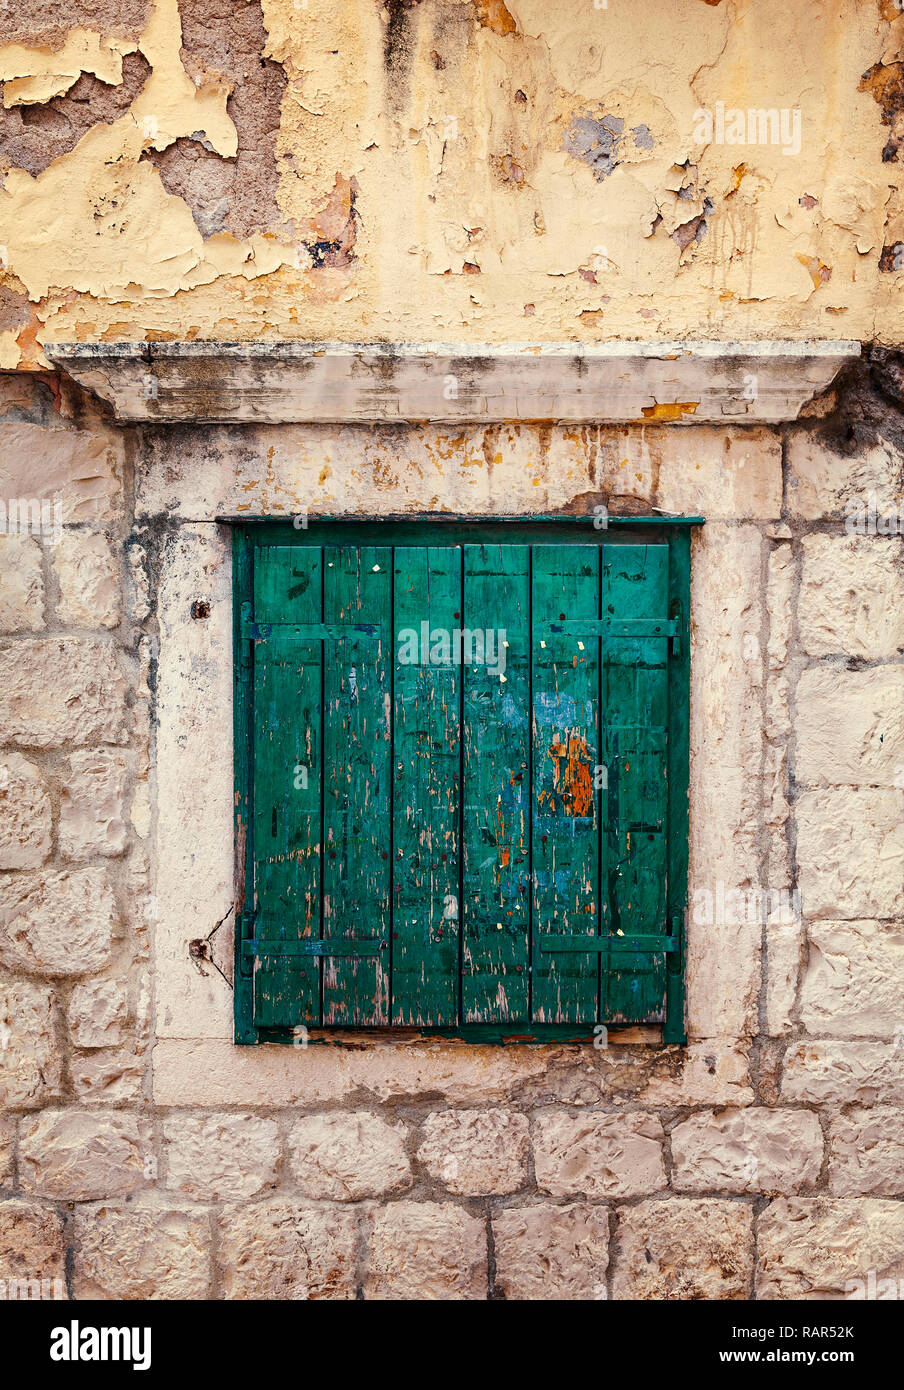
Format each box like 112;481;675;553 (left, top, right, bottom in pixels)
15;314;44;371
641;401;699;421
858;60;904;127
796;253;832;289
473;0;518;36
543;730;595;818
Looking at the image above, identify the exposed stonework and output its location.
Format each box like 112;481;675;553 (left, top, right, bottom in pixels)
288;1112;412;1202
60;749;130;859
73;1196;211;1299
796;789;904;920
670;1109;823;1196
533;1112;666;1199
18;1109;151;1200
0;754;51;870
0;867;116;976
417;1109;529;1196
799;921;904;1038
219;1200;358;1300
67;977;131;1049
0;1198;67;1285
492;1202;609;1300
0;639;128;748
612;1198;754;1300
798;535;904;660
163;1112;280;1201
830;1108;904;1198
0;975;63;1109
53;533;121;630
0;319;903;1303
796;667;904;787
0;536;44;633
365;1202;487;1300
757;1198;904;1299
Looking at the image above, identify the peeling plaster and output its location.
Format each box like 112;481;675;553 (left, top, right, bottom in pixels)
0;0;900;367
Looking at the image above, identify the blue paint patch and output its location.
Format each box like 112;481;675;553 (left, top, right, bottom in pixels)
534;692;577;725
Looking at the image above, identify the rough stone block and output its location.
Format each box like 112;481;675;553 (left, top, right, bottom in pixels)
60;749;129;858
533;1112;666;1199
219;1200;358;1300
612;1198;754;1299
73;1197;210;1299
53;533;120;629
492;1202;609;1300
671;1109;823;1195
0;753;51;869
164;1113;280;1201
0;868;116;976
0;535;43;633
288;1112;411;1201
0;638;128;747
417;1110;528;1195
365;1201;486;1300
796;789;904;919
19;1110;150;1200
757;1197;904;1298
799;535;904;659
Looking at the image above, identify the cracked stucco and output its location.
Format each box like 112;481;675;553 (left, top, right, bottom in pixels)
0;0;902;367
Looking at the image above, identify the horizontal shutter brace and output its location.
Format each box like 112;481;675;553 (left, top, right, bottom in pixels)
242;619;381;641
539;934;680;954
550;616;680;654
242;938;388;958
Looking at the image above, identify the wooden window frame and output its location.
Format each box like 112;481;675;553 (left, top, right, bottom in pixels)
232;516;700;1046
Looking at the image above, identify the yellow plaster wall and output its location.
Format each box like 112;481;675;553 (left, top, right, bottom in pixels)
0;0;902;368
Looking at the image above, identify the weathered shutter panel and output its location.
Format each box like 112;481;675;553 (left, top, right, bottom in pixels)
321;546;391;1025
392;547;461;1025
252;546;322;1028
601;544;671;1023
462;545;530;1022
531;545;601;1023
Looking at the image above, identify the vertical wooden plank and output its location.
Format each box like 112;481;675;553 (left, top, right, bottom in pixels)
322;546;392;1025
252;546;321;1028
665;528;691;1044
602;543;670;1023
461;545;530;1022
233;530;256;1043
392;546;461;1025
531;544;600;1023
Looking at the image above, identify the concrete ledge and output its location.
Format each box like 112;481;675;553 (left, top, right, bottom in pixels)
45;340;860;425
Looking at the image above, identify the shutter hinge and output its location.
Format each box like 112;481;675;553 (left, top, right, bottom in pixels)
237;910;256;977
238;601;254;670
242;938;388;959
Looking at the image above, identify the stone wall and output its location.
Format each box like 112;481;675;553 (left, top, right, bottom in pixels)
2;362;904;1299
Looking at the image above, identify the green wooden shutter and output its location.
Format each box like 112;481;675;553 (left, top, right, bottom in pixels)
235;525;691;1043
